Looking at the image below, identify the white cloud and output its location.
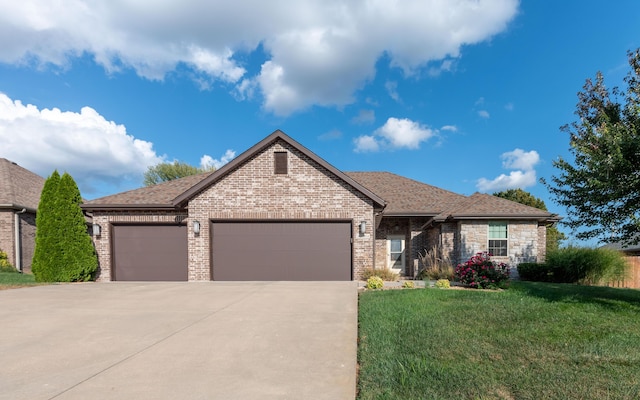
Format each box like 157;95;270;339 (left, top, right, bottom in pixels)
501;148;539;171
0;92;162;194
477;170;537;192
476;148;540;192
441;125;458;132
385;81;400;102
478;110;490;119
354;117;435;152
200;149;236;169
353;135;380;153
318;129;343;141
0;0;519;116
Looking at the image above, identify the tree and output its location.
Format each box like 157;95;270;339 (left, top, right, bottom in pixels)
32;170;61;282
493;189;566;252
56;172;98;281
542;49;640;247
32;171;97;282
143;161;215;186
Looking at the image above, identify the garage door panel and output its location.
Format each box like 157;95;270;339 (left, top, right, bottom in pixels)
112;225;187;281
212;222;351;281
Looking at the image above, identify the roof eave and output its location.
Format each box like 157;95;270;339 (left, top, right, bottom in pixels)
449;213;561;222
0;203;37;213
80;204;180;211
382;212;439;218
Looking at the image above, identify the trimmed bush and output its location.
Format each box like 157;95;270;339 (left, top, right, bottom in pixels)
435;279;450;289
545;246;629;285
402;281;415;289
517;262;552;282
0;250;15;272
454;252;510;289
366;276;384;289
361;267;399;281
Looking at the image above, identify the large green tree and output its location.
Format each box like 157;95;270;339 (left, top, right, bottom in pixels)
143;161;215;186
32;170;61;281
543;49;640;247
493;189;566;252
32;171;97;282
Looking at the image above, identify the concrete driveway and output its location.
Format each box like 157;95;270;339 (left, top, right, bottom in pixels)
0;282;357;400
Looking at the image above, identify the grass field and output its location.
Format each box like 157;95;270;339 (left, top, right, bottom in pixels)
0;271;41;290
357;281;640;400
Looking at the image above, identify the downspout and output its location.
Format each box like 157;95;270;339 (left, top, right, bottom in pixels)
14;208;26;272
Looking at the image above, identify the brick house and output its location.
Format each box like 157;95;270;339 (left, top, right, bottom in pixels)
82;130;560;281
0;158;45;273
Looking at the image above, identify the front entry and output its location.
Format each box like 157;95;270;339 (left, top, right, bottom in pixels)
387;235;406;275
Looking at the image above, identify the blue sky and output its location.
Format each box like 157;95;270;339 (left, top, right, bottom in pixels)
1;1;639;245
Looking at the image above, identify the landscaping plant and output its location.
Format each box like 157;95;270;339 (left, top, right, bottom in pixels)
435;279;450;289
0;250;15;272
361;267;399;281
32;171;98;282
416;245;454;280
454;251;510;289
366;276;384;289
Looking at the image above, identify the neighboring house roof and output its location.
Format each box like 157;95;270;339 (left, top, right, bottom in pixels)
601;235;640;253
345;171;464;216
0;158;45;212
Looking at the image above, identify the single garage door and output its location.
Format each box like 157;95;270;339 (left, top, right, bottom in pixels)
212;221;352;281
112;224;187;281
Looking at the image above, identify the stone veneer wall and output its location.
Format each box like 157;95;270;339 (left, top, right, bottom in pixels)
457;220;541;265
188;139;375;281
91;211;187;281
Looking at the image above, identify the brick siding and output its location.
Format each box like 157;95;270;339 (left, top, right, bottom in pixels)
0;210;15;268
188;139;375;281
91;211;187;281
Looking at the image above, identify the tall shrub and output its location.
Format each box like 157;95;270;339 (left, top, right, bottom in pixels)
546;246;629;285
32;171;61;282
56;173;97;281
32;171;97;282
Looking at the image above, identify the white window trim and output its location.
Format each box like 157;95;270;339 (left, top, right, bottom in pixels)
488;221;508;257
387;235;406;274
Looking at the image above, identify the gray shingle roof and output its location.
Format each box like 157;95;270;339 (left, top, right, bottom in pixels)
83;171;215;207
440;192;557;220
0;158;45;210
345;171;464;215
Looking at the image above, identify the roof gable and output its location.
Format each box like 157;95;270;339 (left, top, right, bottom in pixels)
172;130;386;208
0;158;45;211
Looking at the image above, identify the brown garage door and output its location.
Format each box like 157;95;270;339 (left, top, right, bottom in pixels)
112;224;187;281
212;222;352;281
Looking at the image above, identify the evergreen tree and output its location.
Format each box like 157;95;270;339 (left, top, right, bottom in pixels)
56;173;97;281
32;170;61;282
32;171;97;282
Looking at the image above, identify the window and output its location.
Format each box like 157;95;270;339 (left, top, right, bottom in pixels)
274;152;288;174
488;221;508;256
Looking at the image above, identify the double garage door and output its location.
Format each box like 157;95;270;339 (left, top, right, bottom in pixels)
112;222;352;281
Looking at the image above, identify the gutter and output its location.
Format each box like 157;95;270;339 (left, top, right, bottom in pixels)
81;204;181;211
14;208;27;273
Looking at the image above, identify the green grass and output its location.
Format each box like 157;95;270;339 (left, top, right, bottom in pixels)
0;271;41;289
357;282;640;400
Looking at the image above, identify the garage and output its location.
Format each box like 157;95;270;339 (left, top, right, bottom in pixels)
211;221;352;281
112;224;188;281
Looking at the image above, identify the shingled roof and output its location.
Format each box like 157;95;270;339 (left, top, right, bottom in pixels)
345;171;464;216
0;158;45;211
82;170;215;210
437;192;560;221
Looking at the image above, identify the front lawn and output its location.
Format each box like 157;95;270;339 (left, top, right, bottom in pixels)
0;271;41;290
358;281;640;400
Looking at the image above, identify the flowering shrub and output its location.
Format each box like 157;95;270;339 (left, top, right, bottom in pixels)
435;279;450;289
454;252;510;289
366;276;384;289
